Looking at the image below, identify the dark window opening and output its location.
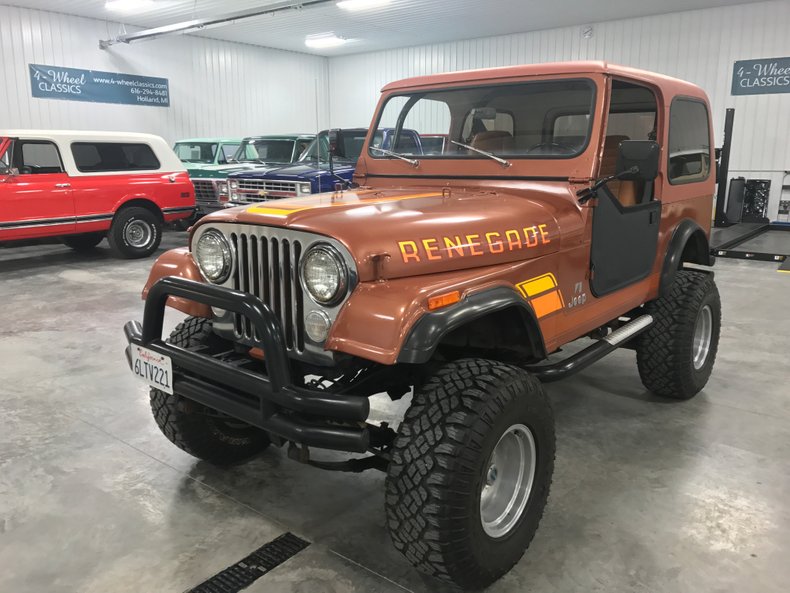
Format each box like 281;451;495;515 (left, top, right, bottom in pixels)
71;142;160;173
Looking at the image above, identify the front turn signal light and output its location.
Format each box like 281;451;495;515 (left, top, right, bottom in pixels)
428;290;461;311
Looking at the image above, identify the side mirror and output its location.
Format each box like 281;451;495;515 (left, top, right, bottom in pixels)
327;129;340;156
616;140;660;181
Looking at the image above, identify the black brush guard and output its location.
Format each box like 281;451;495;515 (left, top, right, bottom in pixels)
124;276;370;453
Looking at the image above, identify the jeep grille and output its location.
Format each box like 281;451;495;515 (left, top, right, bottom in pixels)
192;179;218;205
230;230;305;353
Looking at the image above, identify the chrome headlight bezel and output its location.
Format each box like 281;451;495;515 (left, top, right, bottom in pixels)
194;228;233;284
299;243;349;306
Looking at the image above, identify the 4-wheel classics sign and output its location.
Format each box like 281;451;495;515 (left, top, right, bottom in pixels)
732;57;790;95
29;63;170;107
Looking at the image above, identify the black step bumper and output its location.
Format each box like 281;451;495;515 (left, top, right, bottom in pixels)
124;276;370;453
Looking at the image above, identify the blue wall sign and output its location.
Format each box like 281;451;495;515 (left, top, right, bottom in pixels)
732;57;790;96
29;63;170;107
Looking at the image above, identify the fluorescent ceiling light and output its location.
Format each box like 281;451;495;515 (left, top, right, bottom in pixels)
305;33;348;49
337;0;391;11
106;0;154;12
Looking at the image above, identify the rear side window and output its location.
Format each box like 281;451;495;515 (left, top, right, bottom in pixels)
71;142;161;173
668;99;711;184
16;141;64;174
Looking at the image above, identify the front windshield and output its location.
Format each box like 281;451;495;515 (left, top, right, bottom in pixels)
174;142;218;164
298;130;369;163
370;79;595;160
235;139;295;163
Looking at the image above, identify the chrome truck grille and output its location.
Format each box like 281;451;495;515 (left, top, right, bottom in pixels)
192;179;218;205
236;179;299;202
230;230;305;353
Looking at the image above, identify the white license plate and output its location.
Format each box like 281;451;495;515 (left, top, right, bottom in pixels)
130;345;173;394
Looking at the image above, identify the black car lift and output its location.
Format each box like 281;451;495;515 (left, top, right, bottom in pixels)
710;108;790;263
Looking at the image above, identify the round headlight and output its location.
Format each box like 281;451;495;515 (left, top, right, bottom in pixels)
300;244;348;306
194;229;232;284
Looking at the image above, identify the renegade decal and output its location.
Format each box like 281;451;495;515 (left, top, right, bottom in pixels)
398;224;552;263
516;273;564;319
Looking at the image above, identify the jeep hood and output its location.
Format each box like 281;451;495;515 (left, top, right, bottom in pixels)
199;186;567;282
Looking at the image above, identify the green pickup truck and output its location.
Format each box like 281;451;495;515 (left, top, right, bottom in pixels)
175;135;315;215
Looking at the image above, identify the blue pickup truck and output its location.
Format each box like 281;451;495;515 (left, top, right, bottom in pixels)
227;127;421;205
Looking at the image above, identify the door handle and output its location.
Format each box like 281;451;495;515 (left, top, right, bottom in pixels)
55;183;71;188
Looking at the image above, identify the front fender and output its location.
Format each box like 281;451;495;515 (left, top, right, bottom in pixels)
141;247;212;319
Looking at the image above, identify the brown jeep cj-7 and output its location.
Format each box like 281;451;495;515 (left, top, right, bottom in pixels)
125;61;720;589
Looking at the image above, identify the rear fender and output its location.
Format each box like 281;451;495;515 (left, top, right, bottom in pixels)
142;247;212;318
660;219;714;297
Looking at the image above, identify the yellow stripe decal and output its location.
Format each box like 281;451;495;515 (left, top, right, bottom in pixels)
247;192;442;217
530;290;564;319
516;273;558;298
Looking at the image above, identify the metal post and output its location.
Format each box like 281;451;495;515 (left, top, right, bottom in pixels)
714;108;735;228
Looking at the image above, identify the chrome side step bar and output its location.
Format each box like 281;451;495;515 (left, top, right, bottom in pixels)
524;314;654;383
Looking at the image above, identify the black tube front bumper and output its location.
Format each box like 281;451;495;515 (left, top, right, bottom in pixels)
124;276;370;453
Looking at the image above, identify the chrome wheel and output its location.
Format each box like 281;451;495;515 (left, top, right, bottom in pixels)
692;304;713;370
125;220;152;248
480;423;536;538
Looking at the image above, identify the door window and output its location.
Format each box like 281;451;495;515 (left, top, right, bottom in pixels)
71;142;161;172
668;99;711;184
16;141;64;174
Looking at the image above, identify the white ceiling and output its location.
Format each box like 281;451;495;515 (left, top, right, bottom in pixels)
10;0;767;56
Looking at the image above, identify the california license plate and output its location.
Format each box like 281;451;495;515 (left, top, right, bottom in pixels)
130;345;173;394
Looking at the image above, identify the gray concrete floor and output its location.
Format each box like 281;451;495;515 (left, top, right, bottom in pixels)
1;233;789;593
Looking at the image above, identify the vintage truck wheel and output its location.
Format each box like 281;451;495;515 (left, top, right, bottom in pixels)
149;317;270;465
385;359;555;589
108;206;162;259
636;270;721;399
62;232;105;251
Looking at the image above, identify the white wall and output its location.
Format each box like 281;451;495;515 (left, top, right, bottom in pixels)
328;0;790;219
0;5;330;144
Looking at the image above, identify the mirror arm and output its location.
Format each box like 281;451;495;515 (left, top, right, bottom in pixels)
576;166;640;204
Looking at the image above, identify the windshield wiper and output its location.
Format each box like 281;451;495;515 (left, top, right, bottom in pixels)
451;140;511;168
370;146;420;168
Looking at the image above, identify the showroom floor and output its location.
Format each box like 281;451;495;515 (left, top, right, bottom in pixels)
1;232;788;593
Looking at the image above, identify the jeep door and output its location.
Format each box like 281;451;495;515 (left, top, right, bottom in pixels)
0;138;75;241
588;79;662;296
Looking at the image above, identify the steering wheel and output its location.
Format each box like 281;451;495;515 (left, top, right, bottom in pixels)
525;142;576;156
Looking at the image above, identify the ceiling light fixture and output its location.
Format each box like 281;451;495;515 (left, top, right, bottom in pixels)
305;33;348;49
106;0;155;12
337;0;391;11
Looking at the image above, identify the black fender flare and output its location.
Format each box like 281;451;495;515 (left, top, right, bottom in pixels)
397;286;547;364
660;219;714;297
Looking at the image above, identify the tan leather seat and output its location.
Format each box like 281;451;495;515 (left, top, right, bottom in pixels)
470;131;514;152
601;135;640;207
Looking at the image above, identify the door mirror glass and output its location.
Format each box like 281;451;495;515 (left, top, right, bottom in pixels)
327;129;340;156
616;140;660;181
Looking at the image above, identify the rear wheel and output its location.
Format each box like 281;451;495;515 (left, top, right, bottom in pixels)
636;270;721;399
62;232;104;251
108;206;162;259
385;359;555;589
149;316;270;465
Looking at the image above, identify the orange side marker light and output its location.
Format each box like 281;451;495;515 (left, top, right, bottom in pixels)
428;290;461;311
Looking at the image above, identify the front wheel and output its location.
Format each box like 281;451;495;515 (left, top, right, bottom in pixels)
149;317;270;465
636;270;721;399
108;206;162;259
385;359;555;589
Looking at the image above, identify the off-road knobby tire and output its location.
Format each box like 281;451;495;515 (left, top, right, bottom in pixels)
149;316;270;465
62;232;104;251
636;270;721;399
108;206;162;259
385;359;555;590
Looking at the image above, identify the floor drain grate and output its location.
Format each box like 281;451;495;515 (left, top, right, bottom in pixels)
187;532;310;593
